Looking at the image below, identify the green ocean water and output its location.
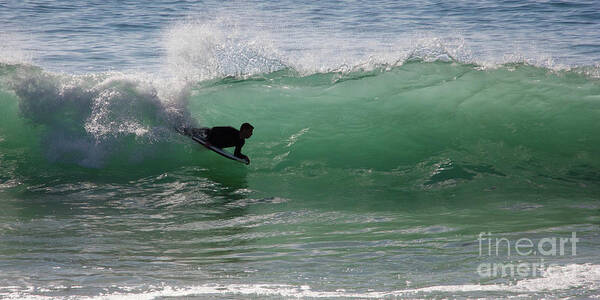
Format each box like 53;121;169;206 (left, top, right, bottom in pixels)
0;61;599;298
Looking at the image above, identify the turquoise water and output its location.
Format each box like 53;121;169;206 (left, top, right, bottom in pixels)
1;1;600;298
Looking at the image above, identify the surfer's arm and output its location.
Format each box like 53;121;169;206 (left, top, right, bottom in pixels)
234;144;249;162
234;145;246;158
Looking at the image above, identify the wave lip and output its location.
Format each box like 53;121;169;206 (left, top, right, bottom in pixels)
160;18;600;82
162;20;288;82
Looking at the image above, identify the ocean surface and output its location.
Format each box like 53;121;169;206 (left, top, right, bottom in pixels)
1;0;600;298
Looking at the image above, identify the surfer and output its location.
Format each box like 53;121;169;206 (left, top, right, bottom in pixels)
186;123;254;162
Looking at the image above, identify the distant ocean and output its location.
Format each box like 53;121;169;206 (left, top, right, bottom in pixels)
1;1;599;298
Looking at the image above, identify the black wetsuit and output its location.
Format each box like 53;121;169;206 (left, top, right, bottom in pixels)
207;126;246;158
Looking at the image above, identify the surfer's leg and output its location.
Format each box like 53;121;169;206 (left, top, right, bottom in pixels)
188;128;200;136
189;128;210;138
202;128;211;139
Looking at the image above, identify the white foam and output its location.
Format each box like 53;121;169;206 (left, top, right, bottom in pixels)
4;263;592;299
408;263;600;294
8;68;195;167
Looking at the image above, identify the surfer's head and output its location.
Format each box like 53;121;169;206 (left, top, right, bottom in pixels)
240;123;254;139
